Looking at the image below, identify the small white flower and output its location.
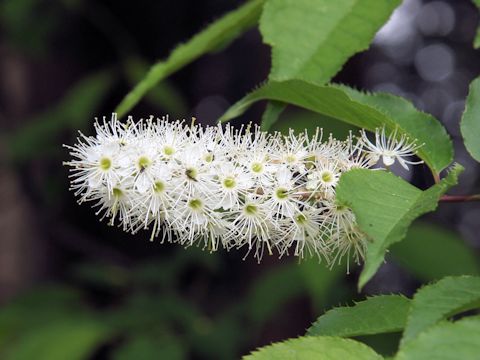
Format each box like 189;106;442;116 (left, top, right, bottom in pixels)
360;126;423;170
94;113;136;147
306;160;341;200
90;180;134;231
321;201;367;272
65;139;123;200
273;129;311;172
171;146;216;200
214;162;253;210
130;164;174;241
277;208;330;261
264;168;302;219
153;118;189;161
171;193;220;247
224;197;275;261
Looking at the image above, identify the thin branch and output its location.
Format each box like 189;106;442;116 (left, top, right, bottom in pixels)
439;194;480;203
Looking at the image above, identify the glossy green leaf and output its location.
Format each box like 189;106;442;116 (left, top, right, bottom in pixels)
5;318;112;360
5;70;114;162
391;223;480;281
260;0;400;85
243;336;383;360
219;81;453;174
115;0;265;117
396;317;480;360
460;77;480;162
335;164;463;289
272;109;356;140
401;276;480;345
307;295;410;337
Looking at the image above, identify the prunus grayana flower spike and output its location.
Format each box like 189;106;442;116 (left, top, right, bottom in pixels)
64;114;422;268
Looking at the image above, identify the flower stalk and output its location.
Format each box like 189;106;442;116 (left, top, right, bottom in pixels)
64;114;423;266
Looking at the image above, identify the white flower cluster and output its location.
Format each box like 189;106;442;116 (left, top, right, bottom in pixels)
64;114;422;267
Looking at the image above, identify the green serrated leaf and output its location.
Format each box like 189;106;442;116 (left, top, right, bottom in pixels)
219;81;453;174
401;276;480;345
335;164;463;289
460;77;480;162
391;223;480;282
307;295;410;338
260;0;400;85
115;0;265;117
243;336;383;360
396;317;480;360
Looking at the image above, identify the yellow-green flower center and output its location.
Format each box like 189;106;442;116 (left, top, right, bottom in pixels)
188;198;202;210
99;157;111;170
295;214;307;224
223;177;236;189
163;145;175;156
138;156;151;170
244;204;258;215
321;171;333;183
204;153;214;163
251;162;263;173
153;181;165;193
186;167;198;180
275;187;289;200
112;187;123;197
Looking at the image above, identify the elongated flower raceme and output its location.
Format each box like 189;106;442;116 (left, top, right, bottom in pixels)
64;114;423;267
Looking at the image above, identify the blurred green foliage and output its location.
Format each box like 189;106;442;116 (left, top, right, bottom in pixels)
5;70;114;162
391;223;480;281
123;58;188;118
0;249;351;359
2;222;476;359
0;0;61;56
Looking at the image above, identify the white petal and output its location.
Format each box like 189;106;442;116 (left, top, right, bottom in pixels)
276;167;292;184
382;155;395;166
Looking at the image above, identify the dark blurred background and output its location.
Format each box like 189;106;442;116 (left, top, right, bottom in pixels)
0;0;479;359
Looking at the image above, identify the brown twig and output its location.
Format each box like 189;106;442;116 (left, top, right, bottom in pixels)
439;194;480;203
